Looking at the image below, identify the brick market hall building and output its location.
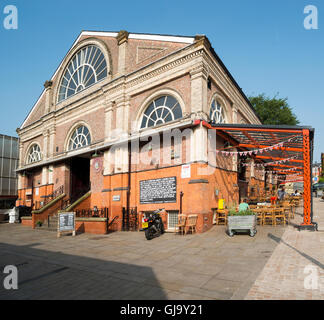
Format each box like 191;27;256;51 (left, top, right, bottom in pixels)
16;30;271;234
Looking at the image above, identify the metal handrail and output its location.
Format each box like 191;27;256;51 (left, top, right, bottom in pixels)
75;208;108;218
33;185;64;210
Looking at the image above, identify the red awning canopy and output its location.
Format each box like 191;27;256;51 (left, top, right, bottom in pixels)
200;121;316;231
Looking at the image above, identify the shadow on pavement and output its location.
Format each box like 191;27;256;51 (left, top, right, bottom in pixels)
0;242;167;300
267;233;324;270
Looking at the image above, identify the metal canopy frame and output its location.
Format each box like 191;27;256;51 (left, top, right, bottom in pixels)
201;121;316;231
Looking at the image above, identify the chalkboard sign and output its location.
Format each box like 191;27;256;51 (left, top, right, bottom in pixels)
57;212;76;237
140;177;177;204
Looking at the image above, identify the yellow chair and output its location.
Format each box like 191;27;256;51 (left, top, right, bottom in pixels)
216;209;228;225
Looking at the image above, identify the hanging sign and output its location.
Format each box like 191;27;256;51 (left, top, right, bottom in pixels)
93;158;102;173
181;164;191;179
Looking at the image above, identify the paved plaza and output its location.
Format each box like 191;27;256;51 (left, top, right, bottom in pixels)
0;199;323;300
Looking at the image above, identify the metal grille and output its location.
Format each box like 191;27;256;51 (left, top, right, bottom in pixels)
168;210;179;230
122;207;138;231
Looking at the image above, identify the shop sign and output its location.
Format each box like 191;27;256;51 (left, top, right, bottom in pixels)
113;195;121;202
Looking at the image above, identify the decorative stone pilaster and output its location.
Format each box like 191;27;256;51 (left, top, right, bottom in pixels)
103;149;112;176
48;165;54;184
17;173;22;190
190;62;209;115
232;106;238;123
44;80;53;114
48;126;56;158
104;101;114;142
115;95;130;135
191;123;208;163
116;30;129;76
42;129;50;160
41;167;48;186
18;142;23;167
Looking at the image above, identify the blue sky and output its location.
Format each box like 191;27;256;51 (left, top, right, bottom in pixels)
0;0;323;161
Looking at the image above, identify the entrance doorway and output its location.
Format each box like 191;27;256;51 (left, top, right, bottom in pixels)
238;155;248;202
70;157;90;202
167;210;179;231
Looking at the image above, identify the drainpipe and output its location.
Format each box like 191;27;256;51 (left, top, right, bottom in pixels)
31;173;34;210
180;191;184;214
126;141;131;216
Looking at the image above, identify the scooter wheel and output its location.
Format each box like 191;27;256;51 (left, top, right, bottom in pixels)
145;228;154;240
160;223;165;235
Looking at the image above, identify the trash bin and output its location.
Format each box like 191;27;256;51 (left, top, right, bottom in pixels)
9;207;19;223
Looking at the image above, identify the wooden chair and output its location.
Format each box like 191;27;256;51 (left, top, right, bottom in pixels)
281;201;291;206
176;214;187;235
258;210;264;226
263;209;275;226
273;208;286;226
216;209;228;225
283;204;294;222
253;209;264;226
185;215;198;234
290;204;295;220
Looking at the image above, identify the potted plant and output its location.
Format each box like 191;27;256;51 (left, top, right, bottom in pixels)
227;209;257;237
36;220;43;228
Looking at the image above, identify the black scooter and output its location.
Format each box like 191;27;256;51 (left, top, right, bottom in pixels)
142;208;165;240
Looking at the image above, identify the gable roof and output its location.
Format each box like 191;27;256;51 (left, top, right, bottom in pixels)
20;30;260;129
20;31;196;129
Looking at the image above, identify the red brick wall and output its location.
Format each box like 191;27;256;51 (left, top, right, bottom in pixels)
125;39;188;74
75;220;107;235
129;75;191;124
21;218;32;227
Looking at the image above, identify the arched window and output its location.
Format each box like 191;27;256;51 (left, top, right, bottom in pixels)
27;144;42;164
140;95;183;129
58;45;107;103
241;118;247;124
68;126;91;151
210;98;226;124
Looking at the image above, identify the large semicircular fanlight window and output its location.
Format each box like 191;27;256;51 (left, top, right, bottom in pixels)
58;45;107;103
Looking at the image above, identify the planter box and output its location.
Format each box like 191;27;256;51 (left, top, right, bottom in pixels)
227;215;257;237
